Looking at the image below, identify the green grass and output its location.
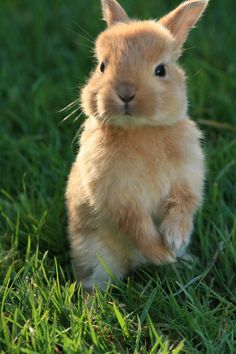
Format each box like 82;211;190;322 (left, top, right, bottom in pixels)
0;0;236;352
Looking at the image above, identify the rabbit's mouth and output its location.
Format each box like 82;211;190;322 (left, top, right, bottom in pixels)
123;103;133;116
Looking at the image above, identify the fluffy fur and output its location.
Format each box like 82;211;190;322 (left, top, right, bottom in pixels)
66;0;208;289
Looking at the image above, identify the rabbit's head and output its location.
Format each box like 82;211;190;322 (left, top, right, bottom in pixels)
81;0;208;128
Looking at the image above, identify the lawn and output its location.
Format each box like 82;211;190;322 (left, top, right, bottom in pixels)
0;0;236;353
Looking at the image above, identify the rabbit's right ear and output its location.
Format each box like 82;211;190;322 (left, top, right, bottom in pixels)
101;0;129;27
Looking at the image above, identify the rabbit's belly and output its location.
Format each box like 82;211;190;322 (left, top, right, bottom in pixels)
96;222;148;274
71;221;147;289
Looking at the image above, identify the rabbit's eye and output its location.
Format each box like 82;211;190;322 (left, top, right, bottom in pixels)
155;64;166;77
100;62;105;73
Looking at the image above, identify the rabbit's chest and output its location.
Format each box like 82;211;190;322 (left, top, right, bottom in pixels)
81;124;185;212
105;139;181;212
121;148;177;209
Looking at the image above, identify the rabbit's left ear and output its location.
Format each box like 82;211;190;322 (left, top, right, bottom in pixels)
160;0;209;47
101;0;129;27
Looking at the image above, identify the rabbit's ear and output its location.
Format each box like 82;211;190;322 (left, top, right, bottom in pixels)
101;0;129;27
160;0;208;47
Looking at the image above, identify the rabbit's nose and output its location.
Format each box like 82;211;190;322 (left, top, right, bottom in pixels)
116;82;135;103
118;94;135;104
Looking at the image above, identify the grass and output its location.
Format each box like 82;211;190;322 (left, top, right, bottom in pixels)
0;0;235;352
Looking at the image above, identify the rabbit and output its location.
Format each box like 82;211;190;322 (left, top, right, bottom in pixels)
65;0;208;290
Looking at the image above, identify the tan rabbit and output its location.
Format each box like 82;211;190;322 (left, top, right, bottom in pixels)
66;0;208;289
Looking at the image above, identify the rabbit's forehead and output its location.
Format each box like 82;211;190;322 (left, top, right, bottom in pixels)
96;21;175;63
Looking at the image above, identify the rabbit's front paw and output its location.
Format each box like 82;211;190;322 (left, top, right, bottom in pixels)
160;215;193;252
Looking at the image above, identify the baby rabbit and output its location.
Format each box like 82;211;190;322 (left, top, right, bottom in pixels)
66;0;208;289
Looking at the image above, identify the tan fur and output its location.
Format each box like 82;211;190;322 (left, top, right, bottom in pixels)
160;0;209;47
101;0;129;26
66;0;208;289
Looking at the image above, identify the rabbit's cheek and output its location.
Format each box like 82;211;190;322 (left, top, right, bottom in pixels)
134;88;157;118
96;89;118;118
81;85;98;118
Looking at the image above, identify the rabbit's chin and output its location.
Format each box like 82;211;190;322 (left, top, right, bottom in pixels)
97;111;187;128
